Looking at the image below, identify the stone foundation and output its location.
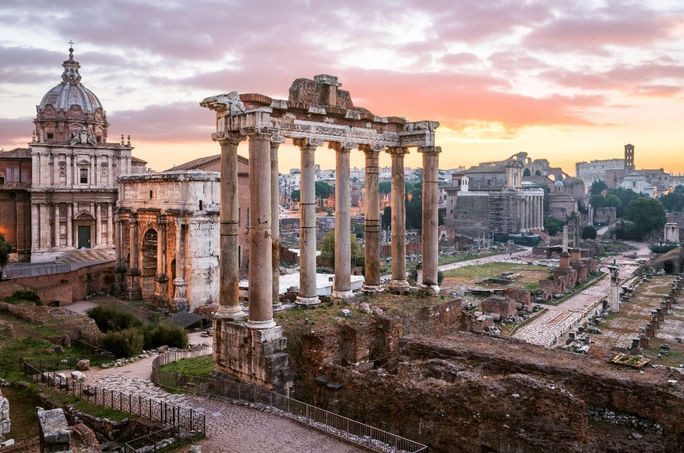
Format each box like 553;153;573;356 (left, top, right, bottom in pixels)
0;389;9;442
213;319;293;394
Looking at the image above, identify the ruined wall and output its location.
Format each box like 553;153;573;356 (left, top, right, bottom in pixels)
303;333;682;452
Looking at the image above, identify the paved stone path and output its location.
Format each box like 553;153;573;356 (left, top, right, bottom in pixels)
438;248;531;272
83;333;362;452
512;242;649;347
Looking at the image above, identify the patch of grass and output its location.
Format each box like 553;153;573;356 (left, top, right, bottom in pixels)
2;385;43;441
275;302;373;329
643;347;683;367
438;250;502;266
46;390;131;421
159;355;215;376
442;262;550;291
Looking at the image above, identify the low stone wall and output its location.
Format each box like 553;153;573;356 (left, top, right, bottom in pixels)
0;261;115;305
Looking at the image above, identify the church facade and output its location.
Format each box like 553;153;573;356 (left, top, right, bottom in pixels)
0;47;145;263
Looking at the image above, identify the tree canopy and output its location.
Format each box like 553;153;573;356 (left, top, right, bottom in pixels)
291;189;300;203
315;181;332;199
379;181;391;194
589;180;607;195
320;231;364;267
625;197;666;239
581;225;597;240
544;216;564;236
660;189;684;212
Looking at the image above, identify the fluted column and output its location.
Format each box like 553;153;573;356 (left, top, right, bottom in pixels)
217;133;243;318
329;141;353;300
247;129;275;328
271;136;284;308
388;147;409;291
419;146;441;294
294;138;321;305
66;204;73;248
361;144;381;292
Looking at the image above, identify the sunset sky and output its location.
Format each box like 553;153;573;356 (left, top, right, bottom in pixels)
0;0;683;175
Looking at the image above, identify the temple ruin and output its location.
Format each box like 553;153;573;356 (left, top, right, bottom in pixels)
201;74;441;390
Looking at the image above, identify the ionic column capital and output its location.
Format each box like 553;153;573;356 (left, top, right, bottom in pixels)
386;146;409;156
293;137;323;150
358;143;384;155
270;133;286;147
418;145;442;154
217;132;243;146
243;126;277;140
328;141;353;153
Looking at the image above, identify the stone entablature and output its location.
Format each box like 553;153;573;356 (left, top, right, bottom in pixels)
117;171;220;311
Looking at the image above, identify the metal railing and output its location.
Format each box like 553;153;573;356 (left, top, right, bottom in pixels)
152;349;427;452
22;361;205;436
123;425;188;452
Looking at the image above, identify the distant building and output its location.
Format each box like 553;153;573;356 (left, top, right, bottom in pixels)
576;158;625;189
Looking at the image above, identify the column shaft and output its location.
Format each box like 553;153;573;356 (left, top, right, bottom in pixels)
271;139;283;307
247;131;275;328
66;204;73;248
362;147;381;290
332;142;352;299
389;147;409;290
95;203;102;246
420;146;441;292
53;204;60;248
31;203;39;252
107;203;113;245
66;155;72;186
295;139;320;304
217;135;243;318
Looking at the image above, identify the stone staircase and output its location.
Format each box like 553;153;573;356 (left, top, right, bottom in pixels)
54;249;115;264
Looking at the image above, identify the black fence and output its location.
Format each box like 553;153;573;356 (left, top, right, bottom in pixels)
22;361;205;436
152;349;427;453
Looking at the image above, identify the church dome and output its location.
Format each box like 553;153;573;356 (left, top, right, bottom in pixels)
34;46;108;144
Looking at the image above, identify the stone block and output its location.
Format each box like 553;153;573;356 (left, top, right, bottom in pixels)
70;371;86;381
481;296;516;320
37;407;71;449
76;359;90;371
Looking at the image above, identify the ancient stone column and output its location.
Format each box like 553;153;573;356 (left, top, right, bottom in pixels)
53;203;60;248
271;136;284;308
330;141;353;300
247;129;275;328
294;138;321;305
66;203;73;248
66;155;72;186
173;218;187;310
361;144;381;292
217;133;243;319
419;146;441;294
127;212;142;299
40;203;50;249
156;214;169;302
388;147;409;291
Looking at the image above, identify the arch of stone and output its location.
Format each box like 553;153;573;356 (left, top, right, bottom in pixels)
201;74;441;392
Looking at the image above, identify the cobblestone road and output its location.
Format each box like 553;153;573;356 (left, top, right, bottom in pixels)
84;333;363;453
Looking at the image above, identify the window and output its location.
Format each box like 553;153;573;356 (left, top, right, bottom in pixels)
47;133;54;140
149;190;153;199
238;208;241;226
246;208;250;227
199;200;203;210
80;168;88;184
0;175;4;185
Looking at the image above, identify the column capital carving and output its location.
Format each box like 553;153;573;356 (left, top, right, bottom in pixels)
217;131;243;145
270;132;286;145
242;125;277;139
386;146;409;156
328;141;353;153
418;145;442;154
358;143;384;154
293;137;323;149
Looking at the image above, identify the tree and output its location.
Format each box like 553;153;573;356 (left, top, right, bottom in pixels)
660;192;684;212
291;190;300;203
319;231;364;267
590;194;608;208
581;225;597;240
625;197;666;240
315;181;332;199
379;181;391;194
544;216;564;236
605;194;621;209
0;234;11;280
675;184;684;195
606;187;639;218
590;180;607;196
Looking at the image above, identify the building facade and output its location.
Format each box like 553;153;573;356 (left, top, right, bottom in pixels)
0;47;145;263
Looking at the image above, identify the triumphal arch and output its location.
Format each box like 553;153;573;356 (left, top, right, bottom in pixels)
201;74;440;392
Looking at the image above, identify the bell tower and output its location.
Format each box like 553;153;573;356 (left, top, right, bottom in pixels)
624;144;635;173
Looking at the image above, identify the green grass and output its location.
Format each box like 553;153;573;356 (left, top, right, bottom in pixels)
158;355;215;376
438;250;502;266
275;302;373;328
643;347;683;367
46;390;131;421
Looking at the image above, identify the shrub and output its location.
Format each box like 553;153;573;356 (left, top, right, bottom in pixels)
5;290;42;305
87;305;143;333
650;243;678;254
143;322;188;349
581;225;597;240
100;328;144;358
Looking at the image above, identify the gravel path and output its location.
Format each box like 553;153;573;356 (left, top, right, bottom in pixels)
83;333;363;452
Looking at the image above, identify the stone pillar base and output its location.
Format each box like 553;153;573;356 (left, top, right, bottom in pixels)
215;306;246;320
332;290;354;301
213;319;293;394
248;319;277;329
273;302;284;312
388;279;410;293
362;284;384;294
418;283;440;295
295;295;321;306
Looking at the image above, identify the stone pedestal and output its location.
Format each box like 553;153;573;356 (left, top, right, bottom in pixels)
213;318;293;394
173;277;188;312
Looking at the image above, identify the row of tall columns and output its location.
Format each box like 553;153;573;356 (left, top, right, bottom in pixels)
34;153;122;188
520;195;544;232
29;201;114;249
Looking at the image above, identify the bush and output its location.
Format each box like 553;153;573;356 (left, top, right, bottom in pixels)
100;328;144;358
650;243;678;254
87;305;143;333
4;290;42;305
143;323;188;349
581;225;597;240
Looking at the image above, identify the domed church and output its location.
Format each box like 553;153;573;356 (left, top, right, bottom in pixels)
0;46;146;263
